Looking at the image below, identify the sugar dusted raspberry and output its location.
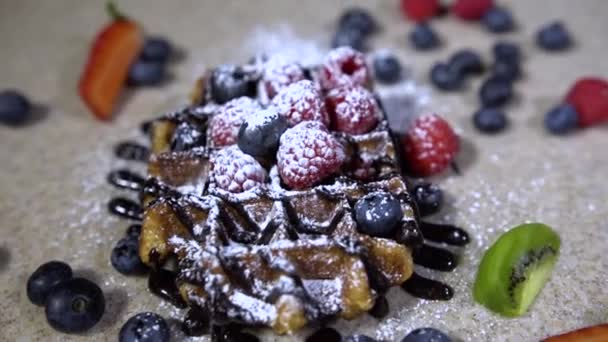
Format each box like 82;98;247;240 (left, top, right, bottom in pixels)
565;78;608;127
320;47;369;91
452;0;494;21
326;85;379;134
211;146;267;193
271;80;330;127
401;0;441;22
277;121;345;189
210;97;261;147
262;56;306;99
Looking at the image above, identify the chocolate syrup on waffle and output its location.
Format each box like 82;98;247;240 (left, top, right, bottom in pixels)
107;169;145;191
108;197;143;220
148;268;187;308
413;244;457;272
182;307;210;336
114;141;150;162
419;221;470;246
401;272;454;300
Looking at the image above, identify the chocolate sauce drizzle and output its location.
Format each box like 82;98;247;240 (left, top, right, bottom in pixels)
419;221;470;246
148;268;187;308
413;244;457;272
114;141;150;162
108;197;143;221
107;169;145;191
401;272;454;301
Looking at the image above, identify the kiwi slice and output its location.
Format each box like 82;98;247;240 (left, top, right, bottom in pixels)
473;223;560;317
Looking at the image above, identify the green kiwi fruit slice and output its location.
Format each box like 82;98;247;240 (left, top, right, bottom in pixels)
473;223;560;317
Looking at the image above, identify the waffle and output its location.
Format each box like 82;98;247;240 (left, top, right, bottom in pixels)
138;54;421;334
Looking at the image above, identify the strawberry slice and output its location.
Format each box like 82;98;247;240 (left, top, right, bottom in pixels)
542;324;608;342
78;2;143;120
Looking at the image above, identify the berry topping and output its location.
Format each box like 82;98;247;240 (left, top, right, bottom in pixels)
338;8;377;36
401;114;460;176
479;77;513;107
400;0;441;22
111;237;147;275
473;107;508;133
0;89;32;126
449;49;484;76
45;278;105;333
140;37;172;63
27;261;73;306
277;121;345;189
320;46;369;90
452;0;495;21
119;312;170;342
127;60;166;86
565;78;608;127
430;63;463;91
262;57;306;99
536;21;572;51
493;41;521;63
410;23;440;50
544;104;579;135
482;7;515;33
171;122;206;151
306;327;342;342
354;192;403;237
413;182;444;217
210;65;256;104
238;107;289;159
372;52;402;84
211;146;267;193
326;84;379;134
332;28;366;52
271;80;330;127
491;60;520;82
210;96;261;147
402;327;452;342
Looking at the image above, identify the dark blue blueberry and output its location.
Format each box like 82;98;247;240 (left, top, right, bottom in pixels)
492;60;520;82
413;183;443;217
170;122;206;151
338;7;377;36
482;7;515;33
126;224;142;239
493;41;521;63
473;107;508;133
210;65;256;104
111;237;147;275
430;63;463;91
449;50;484;76
0;90;31;125
238;108;288;159
544;104;578;134
373;53;402;84
140;37;172;63
332;28;365;51
127;61;166;86
45;278;105;333
536;21;572;51
119;312;170;342
402;327;451;342
409;23;440;50
306;327;342;342
345;335;378;342
479;77;513;107
355;192;403;237
27;261;73;306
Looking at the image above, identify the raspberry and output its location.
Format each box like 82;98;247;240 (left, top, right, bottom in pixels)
401;114;459;177
209;97;261;147
326;85;379;134
262;56;305;99
271;80;330;127
401;0;441;22
277;121;345;189
565;78;608;127
320;47;369;91
452;0;494;21
211;146;266;193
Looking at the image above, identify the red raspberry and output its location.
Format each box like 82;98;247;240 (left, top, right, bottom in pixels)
320;47;370;91
211;146;266;193
271;80;330;127
452;0;494;20
401;114;459;177
565;78;608;127
262;57;305;99
277;121;345;189
209;97;261;147
401;0;441;22
326;85;379;134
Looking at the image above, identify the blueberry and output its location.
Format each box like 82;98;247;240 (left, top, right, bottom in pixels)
479;77;513;107
332;28;365;51
413;183;443;217
373;53;402;84
536;21;572;51
473;107;508;133
27;261;73;306
141;37;172;63
430;63;463;91
338;7;377;36
482;7;515;33
238;107;288;159
449;50;484;76
345;335;378;342
127;61;166;86
111;237;147;275
409;23;440;50
493;41;521;63
402;328;451;342
0;90;31;125
126;224;142;239
119;312;170;342
45;278;105;333
354;192;403;237
306;327;342;342
492;60;520;82
170;121;206;151
544;104;578;134
210;65;256;104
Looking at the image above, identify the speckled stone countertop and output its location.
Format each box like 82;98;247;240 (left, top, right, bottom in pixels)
1;0;607;341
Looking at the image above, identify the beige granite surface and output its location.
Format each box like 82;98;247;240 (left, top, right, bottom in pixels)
1;0;607;341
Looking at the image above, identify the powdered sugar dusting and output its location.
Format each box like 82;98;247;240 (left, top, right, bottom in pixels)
271;79;329;127
211;146;267;193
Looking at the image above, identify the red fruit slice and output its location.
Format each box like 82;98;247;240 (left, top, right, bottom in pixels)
542;324;608;342
565;78;608;127
401;0;441;22
452;0;494;21
78;3;144;120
